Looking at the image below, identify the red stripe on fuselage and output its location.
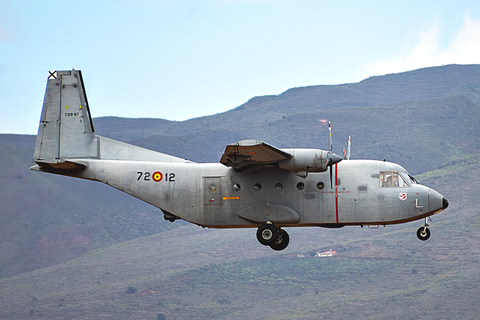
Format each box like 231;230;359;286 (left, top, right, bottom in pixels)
335;164;339;223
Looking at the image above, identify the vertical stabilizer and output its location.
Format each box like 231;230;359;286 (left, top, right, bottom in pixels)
33;70;98;165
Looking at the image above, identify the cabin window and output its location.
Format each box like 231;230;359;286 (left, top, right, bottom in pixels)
380;171;409;188
232;183;241;191
254;183;262;191
296;182;305;190
316;182;325;190
275;183;283;191
209;184;217;192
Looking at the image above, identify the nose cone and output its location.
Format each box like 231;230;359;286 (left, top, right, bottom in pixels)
443;197;449;209
428;189;448;214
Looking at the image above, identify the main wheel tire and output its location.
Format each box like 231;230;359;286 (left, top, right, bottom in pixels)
270;229;290;251
256;224;278;246
416;226;431;241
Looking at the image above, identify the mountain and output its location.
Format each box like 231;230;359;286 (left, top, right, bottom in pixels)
0;64;479;319
94;64;480;140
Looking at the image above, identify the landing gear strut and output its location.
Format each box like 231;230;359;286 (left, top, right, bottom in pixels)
256;223;290;250
416;217;431;241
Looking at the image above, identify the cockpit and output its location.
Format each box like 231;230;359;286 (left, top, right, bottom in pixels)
380;171;418;188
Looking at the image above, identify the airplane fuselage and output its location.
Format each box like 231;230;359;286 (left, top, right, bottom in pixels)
65;158;443;229
31;69;448;250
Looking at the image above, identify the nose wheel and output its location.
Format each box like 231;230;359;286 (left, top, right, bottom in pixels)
416;217;431;241
416;226;431;241
256;223;290;250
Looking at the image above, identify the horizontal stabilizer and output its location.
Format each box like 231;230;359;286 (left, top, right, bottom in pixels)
32;160;87;172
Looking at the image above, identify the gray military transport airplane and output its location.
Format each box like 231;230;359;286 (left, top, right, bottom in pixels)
30;70;449;251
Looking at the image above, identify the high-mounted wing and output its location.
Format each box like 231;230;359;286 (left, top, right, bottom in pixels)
220;140;292;173
220;139;343;175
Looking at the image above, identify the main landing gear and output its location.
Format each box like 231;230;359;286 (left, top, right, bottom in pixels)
416;217;431;241
256;223;290;251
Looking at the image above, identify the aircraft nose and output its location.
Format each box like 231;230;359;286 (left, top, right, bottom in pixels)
443;197;449;209
428;189;448;214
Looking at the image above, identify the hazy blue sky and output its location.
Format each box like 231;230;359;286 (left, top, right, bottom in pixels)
1;0;480;134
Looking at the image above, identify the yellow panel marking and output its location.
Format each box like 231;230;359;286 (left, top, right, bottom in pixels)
65;105;68;109
79;105;82;109
223;197;240;200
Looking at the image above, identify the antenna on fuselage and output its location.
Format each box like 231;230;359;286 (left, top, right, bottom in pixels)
345;136;351;160
343;136;351;160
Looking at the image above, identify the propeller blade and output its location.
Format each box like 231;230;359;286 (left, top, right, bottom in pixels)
327;153;342;188
326;122;342;188
330;165;333;188
328;121;332;153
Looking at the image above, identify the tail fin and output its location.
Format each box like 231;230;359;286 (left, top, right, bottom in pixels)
32;69;191;170
33;70;98;169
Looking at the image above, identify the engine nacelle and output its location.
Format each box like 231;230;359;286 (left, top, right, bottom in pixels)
279;149;329;172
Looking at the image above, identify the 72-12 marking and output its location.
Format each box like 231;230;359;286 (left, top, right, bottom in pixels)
137;171;175;182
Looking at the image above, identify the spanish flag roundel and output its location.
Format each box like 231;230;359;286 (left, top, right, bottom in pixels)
153;171;163;182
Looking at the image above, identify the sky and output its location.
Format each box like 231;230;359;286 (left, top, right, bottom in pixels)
1;0;480;134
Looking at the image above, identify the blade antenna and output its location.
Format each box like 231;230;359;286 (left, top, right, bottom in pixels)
346;136;351;160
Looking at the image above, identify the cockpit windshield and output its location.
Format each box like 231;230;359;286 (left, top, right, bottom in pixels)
400;171;418;185
380;171;410;188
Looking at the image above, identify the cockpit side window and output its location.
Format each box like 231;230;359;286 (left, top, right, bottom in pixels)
380;172;392;187
380;171;409;188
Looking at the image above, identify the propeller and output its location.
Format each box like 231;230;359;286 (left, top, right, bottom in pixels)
327;121;343;188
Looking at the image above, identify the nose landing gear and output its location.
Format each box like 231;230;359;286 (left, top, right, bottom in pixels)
416;217;431;241
256;223;290;251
